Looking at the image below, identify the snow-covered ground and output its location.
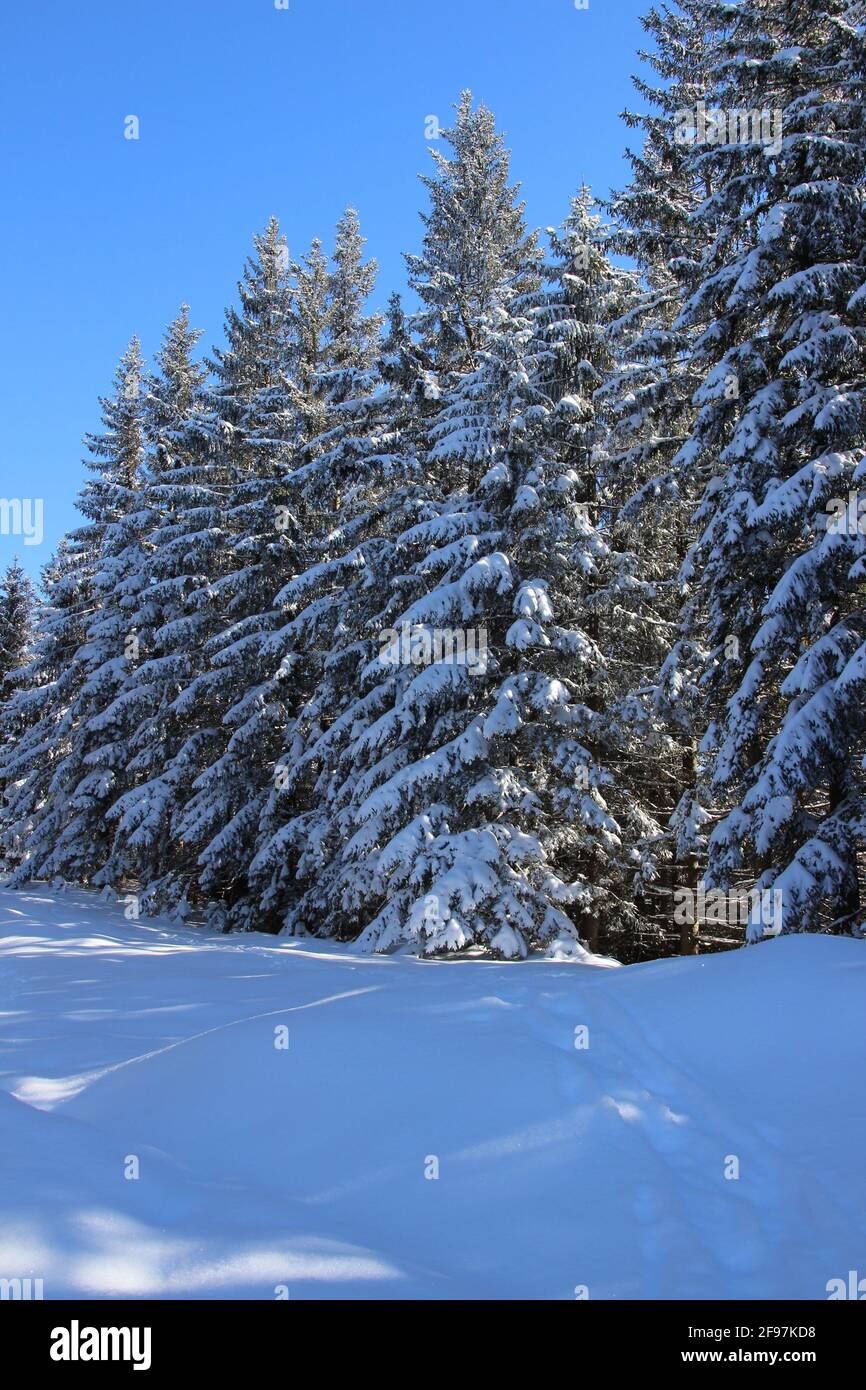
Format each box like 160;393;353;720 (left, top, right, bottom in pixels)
0;884;863;1300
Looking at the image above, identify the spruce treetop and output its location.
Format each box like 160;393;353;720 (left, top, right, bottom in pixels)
406;90;540;371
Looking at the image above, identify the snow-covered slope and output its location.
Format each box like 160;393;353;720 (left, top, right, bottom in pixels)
0;885;863;1300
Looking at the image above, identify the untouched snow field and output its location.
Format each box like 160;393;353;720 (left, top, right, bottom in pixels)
0;885;864;1301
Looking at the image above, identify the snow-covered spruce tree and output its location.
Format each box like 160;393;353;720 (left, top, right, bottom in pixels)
0;559;37;699
598;0;717;951
327;208;381;377
676;0;866;937
285;236;331;446
26;339;148;884
191;211;383;928
128;220;302;926
146;216;375;928
97;306;209;901
0;536;99;880
521;187;671;957
249;289;430;926
348;284;630;956
0;558;38;858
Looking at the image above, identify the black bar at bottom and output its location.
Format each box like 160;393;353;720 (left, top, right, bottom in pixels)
3;1297;859;1373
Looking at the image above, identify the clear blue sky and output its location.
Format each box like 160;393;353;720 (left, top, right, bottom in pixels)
1;0;651;583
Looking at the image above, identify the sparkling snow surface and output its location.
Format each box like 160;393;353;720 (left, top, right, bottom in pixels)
1;885;864;1300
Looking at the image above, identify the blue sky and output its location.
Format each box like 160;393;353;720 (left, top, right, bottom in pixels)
1;0;651;582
